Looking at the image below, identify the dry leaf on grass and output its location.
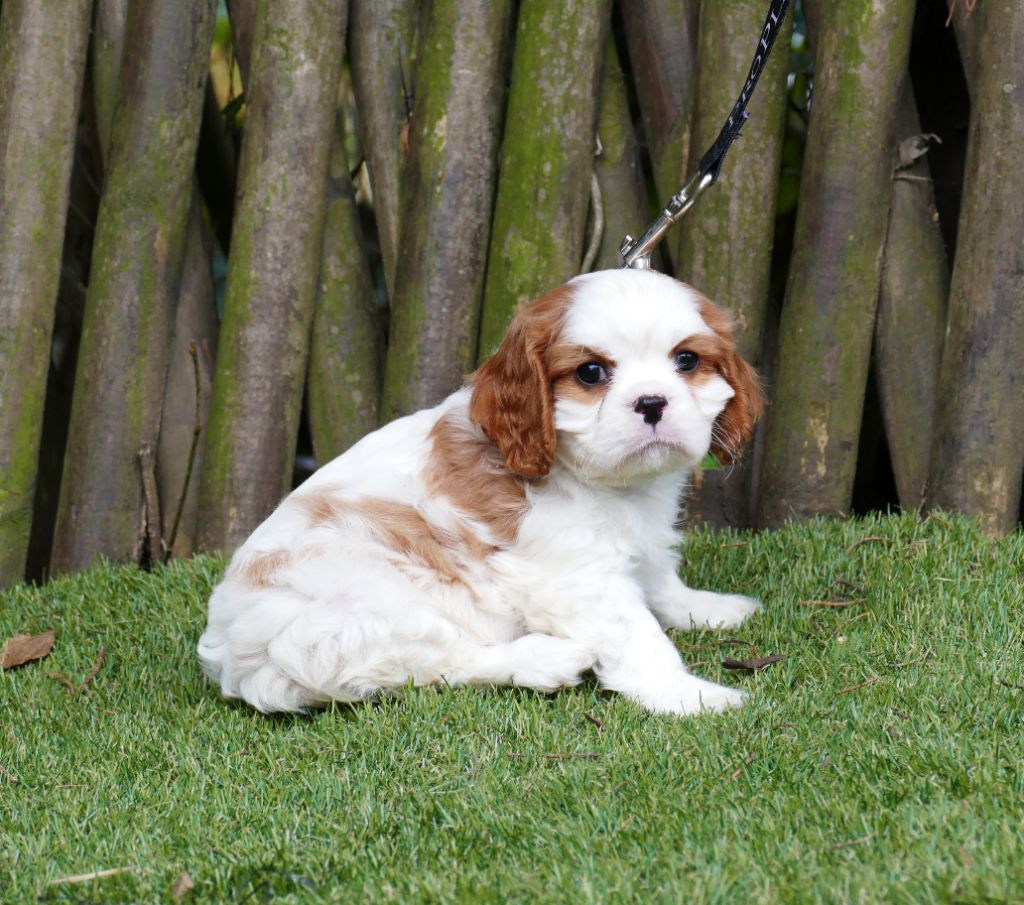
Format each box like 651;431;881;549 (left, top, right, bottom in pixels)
172;871;195;900
1;629;55;669
721;654;786;671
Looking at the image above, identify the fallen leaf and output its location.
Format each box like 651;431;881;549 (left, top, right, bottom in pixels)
721;654;786;671
172;871;195;900
1;629;55;669
729;751;754;781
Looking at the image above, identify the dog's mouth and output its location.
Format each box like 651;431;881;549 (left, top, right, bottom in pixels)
623;435;692;464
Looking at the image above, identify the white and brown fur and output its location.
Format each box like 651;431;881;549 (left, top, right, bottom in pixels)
198;269;765;716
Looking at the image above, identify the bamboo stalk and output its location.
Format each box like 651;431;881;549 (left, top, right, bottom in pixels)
51;0;218;573
307;76;386;463
224;0;255;82
592;37;648;272
91;0;129;161
91;0;220;562
677;0;791;528
0;0;95;586
757;0;915;528
349;0;417;296
620;0;700;270
378;0;514;420
927;2;1024;535
476;0;610;360
197;0;348;553
873;79;948;511
158;196;218;559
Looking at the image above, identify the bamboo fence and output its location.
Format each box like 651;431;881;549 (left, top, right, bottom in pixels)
0;0;1021;588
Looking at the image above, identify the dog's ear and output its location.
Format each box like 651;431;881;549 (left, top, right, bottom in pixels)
711;349;765;465
697;296;766;465
469;287;572;478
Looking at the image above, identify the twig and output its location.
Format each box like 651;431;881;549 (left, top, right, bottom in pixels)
165;340;204;561
81;646;106;690
0;764;17;783
945;0;978;28
833;578;866;593
997;679;1024;690
722;654;786;671
48;673;77;695
580;168;604;273
845;536;885;553
800;599;865;608
584;713;604;731
49;866;133;885
835;677;878;696
719;638;758;649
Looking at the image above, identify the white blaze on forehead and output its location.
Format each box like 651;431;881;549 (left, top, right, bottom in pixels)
561;269;714;354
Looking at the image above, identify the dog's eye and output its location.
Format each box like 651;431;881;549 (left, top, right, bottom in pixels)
576;362;608;386
675;351;700;373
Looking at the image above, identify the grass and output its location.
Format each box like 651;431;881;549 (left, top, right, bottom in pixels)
2;512;1023;904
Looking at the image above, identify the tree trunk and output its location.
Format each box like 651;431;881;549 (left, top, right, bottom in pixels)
378;0;514;420
592;37;649;272
620;0;699;271
307;101;386;463
51;0;217;573
0;0;93;587
349;0;417;297
197;0;348;554
927;1;1024;536
757;0;914;528
874;79;948;511
677;0;791;529
476;0;610;360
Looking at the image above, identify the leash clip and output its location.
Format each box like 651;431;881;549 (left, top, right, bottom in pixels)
620;170;715;270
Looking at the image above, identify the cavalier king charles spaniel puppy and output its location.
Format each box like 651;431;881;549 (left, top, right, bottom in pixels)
198;268;765;716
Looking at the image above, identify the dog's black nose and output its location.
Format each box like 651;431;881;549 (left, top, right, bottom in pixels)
634;394;668;425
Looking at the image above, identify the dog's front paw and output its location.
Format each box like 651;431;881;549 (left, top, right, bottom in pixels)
703;593;762;630
637;676;746;717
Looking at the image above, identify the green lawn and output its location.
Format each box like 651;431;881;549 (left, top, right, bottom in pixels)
2;513;1023;903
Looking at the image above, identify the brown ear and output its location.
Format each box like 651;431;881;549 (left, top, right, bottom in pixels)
711;349;766;465
469;287;572;477
697;295;767;465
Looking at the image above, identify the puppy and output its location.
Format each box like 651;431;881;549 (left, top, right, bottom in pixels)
198;269;765;716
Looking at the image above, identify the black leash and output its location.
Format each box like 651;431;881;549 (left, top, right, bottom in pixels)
620;0;791;269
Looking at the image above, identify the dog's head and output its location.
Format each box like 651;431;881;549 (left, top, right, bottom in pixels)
470;269;765;485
